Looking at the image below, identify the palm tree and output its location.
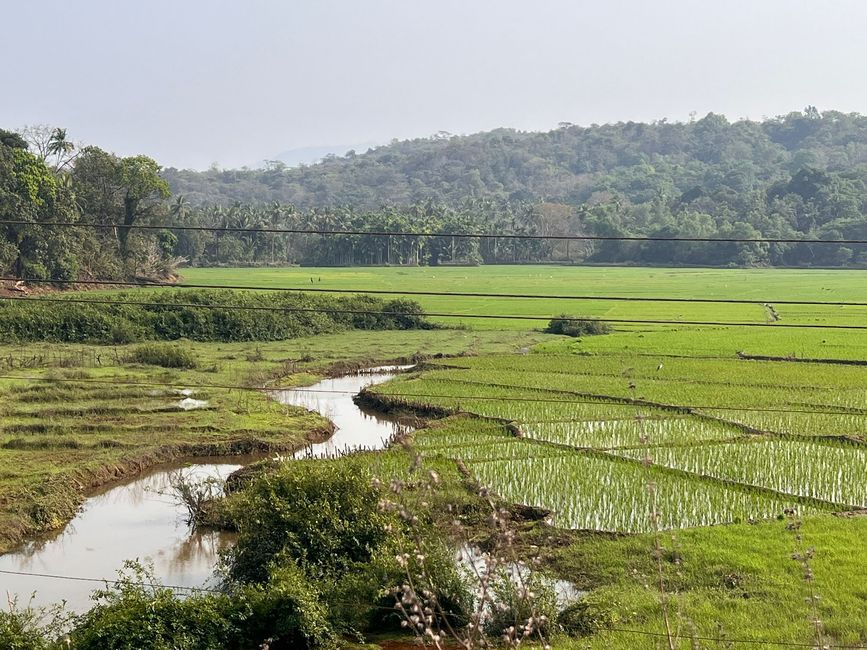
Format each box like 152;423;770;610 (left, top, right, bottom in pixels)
47;128;76;171
170;195;190;223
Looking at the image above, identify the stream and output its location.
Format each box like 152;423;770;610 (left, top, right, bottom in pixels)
0;366;411;613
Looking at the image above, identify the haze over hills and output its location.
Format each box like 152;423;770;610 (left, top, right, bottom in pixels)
159;108;867;268
265;141;381;168
165;109;867;210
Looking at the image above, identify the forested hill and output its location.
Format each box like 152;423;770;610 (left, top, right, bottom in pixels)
4;110;867;281
164;109;867;211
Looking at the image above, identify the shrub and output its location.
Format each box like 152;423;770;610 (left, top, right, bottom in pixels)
68;562;336;650
545;314;612;337
0;290;433;343
109;321;143;344
235;563;336;650
381;298;432;330
0;597;71;650
0;609;53;650
126;343;197;368
557;593;619;637
226;463;394;584
20;260;49;281
360;539;474;634
71;587;232;650
483;571;559;640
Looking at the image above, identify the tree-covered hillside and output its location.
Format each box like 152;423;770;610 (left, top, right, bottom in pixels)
5;109;867;278
164;109;867;267
165;109;867;208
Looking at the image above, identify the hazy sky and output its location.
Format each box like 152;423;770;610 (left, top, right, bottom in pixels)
3;0;867;170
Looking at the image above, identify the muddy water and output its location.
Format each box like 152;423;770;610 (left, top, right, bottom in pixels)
0;367;410;613
0;461;242;612
272;365;415;458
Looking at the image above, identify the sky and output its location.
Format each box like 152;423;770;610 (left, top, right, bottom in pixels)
3;0;867;170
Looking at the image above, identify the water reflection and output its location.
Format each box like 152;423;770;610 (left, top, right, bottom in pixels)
0;367;411;613
273;365;415;458
457;544;585;608
0;462;241;612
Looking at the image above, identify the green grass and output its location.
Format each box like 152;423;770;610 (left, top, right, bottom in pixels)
180;265;867;339
0;329;537;553
616;438;867;508
10;265;867;646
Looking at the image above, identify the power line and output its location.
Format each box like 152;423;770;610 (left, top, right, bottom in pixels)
2;374;867;418
0;568;220;594
3;219;867;245
2;568;863;647
3;294;867;330
6;275;867;308
604;626;866;649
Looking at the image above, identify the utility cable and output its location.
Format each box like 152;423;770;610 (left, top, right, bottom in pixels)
3;219;867;245
2;295;867;330
2;374;867;418
5;276;867;308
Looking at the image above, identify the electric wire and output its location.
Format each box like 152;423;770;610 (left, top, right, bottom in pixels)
5;275;867;308
0;569;864;648
4;218;867;245
1;374;867;418
3;294;867;330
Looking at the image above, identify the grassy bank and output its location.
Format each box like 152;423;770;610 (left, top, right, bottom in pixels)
0;329;539;553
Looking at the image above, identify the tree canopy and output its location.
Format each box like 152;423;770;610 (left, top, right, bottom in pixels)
160;109;867;267
5;109;867;278
0;131;175;281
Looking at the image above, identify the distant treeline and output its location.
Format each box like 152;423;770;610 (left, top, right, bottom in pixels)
6;108;867;277
166;196;867;268
0;290;431;343
164;108;867;268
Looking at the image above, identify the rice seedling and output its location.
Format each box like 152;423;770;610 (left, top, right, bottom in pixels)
465;453;820;533
616;439;867;508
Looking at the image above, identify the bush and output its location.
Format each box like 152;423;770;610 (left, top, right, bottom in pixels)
109;321;144;344
0;608;55;650
68;562;336;650
236;564;336;650
71;586;231;650
226;463;394;584
483;571;559;640
557;593;619;637
381;298;433;330
126;343;197;368
545;314;612;337
356;539;474;635
20;260;49;281
0;598;71;650
0;290;434;343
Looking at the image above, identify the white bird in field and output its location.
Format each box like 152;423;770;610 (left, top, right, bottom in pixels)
656;363;664;372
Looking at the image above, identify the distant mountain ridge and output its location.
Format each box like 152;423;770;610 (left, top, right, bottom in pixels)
163;109;867;215
162;109;867;268
265;141;381;168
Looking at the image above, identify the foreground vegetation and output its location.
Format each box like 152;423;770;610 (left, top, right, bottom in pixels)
2;266;866;648
0;329;537;554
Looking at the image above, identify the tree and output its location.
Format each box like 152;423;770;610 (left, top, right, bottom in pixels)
17;125;77;171
0;131;78;279
72;147;170;261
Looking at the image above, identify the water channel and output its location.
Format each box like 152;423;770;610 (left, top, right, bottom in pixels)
0;366;411;612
